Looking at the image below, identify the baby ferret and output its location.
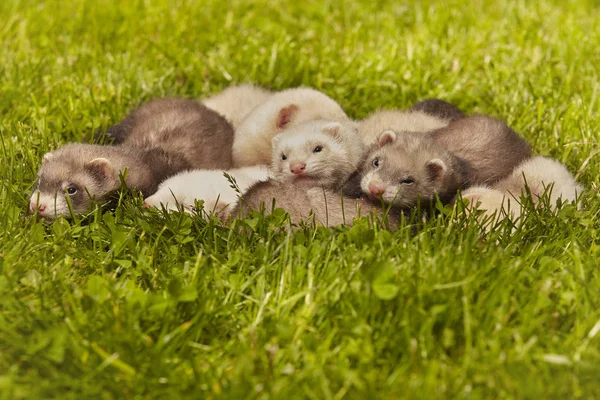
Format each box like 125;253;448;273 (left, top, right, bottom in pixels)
359;130;467;209
143;165;270;218
29;143;188;218
232;87;350;167
459;156;583;221
202;84;273;129
270;120;365;190
30;99;234;218
230;180;401;229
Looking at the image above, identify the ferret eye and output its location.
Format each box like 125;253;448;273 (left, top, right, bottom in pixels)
281;154;287;161
66;184;78;195
313;146;323;153
372;158;380;168
401;177;415;185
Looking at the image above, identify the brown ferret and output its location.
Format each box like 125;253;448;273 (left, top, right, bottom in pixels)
429;115;531;185
358;131;468;209
230;180;401;229
30;98;234;218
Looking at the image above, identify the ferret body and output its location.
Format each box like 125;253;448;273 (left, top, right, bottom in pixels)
109;98;234;169
231;180;401;228
460;156;583;221
30;99;234;218
143;165;270;218
202;84;273;129
429;115;531;185
359;109;531;186
358;131;468;209
270;120;365;190
232;87;350;167
29;143;187;218
358;109;453;147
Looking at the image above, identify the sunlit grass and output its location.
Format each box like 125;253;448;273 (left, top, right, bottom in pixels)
1;0;599;398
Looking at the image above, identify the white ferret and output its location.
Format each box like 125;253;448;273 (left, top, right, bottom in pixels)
232;87;350;167
143;165;270;218
459;156;584;221
202;84;273;129
269;120;365;190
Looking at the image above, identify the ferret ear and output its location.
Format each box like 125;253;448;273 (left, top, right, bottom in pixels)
42;152;54;163
377;130;396;147
322;122;342;137
425;158;447;184
276;104;299;130
84;158;116;182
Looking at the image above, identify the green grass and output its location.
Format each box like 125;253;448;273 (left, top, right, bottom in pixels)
1;0;600;398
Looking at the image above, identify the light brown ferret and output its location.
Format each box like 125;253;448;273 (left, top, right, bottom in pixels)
230;180;401;229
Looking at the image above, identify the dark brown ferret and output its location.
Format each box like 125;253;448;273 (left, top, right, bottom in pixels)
30;98;234;218
230;180;401;229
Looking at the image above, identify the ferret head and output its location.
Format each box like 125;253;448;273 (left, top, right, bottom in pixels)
29;144;122;219
359;131;461;208
270;120;365;189
232;88;350;166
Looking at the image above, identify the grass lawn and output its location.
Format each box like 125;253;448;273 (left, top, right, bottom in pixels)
1;0;600;398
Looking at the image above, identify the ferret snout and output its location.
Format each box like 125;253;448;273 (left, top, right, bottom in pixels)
368;181;387;196
290;161;307;175
30;200;46;213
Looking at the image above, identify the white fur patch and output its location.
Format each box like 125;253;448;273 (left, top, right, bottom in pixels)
144;166;269;215
30;191;70;218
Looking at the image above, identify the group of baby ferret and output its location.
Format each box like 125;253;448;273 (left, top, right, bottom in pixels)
29;84;584;228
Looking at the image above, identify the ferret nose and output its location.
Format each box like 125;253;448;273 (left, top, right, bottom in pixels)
369;182;386;196
143;201;151;208
31;201;46;212
290;162;306;175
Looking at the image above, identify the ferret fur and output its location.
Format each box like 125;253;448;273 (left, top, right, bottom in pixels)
143;165;270;218
429;115;531;185
29;143;188;218
232;87;350;167
202;84;273;129
270;120;365;190
409;98;465;122
230;180;401;229
100;99;234;166
358;131;468;209
459;156;583;221
358;109;452;147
